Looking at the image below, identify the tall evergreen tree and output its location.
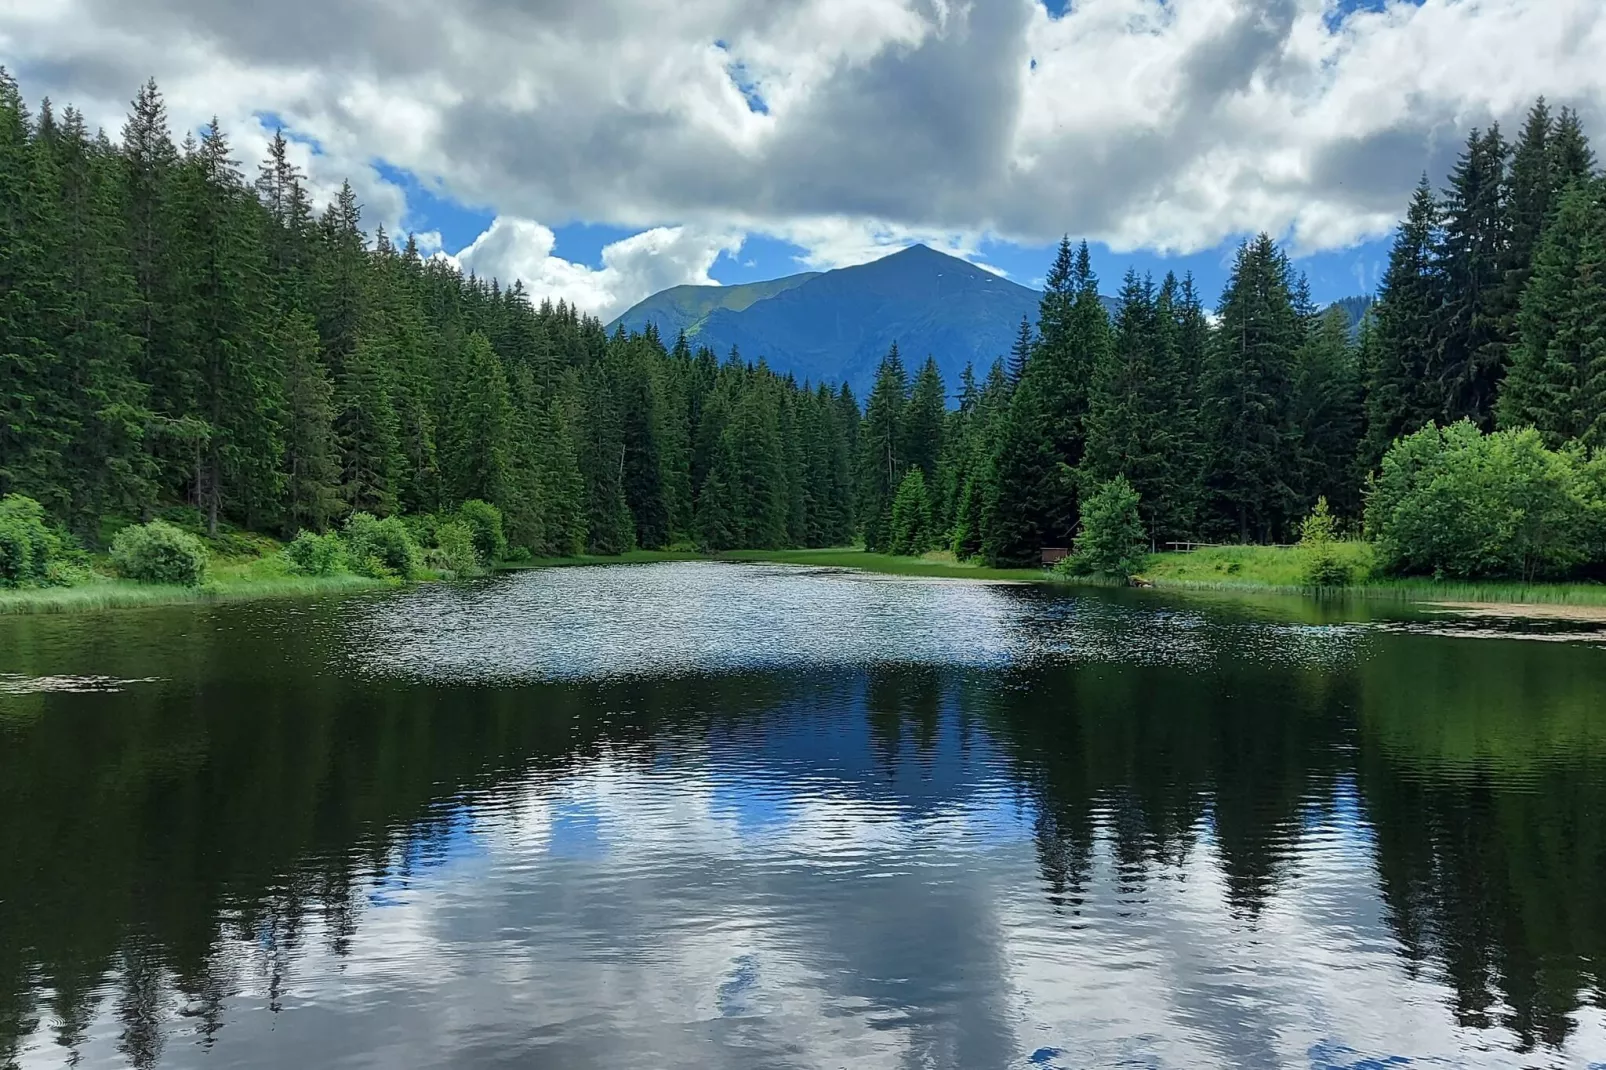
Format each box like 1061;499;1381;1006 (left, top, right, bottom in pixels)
857;344;907;551
1498;179;1606;447
1363;178;1444;469
1291;305;1364;517
1007;315;1032;386
1201;235;1302;542
1436;125;1512;427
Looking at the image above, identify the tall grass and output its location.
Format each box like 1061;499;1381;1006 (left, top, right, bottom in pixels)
1140;542;1606;606
0;550;390;616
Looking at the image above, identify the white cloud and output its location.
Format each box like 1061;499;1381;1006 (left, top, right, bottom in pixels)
452;218;743;322
2;0;1604;284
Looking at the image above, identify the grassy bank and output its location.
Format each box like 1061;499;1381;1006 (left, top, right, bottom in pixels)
1138;542;1606;607
0;551;391;615
508;542;1606;609
504;547;1053;582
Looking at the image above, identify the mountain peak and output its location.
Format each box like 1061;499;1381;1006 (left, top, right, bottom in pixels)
610;243;1050;393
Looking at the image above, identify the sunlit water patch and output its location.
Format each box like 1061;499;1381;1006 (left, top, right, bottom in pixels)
346;562;1367;684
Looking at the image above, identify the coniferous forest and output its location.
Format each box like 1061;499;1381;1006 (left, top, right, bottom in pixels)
2;71;1603;578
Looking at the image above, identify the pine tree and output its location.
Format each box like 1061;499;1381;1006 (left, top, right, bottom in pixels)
1363;178;1444;469
1008;315;1032;386
983;374;1059;566
1201;235;1302;543
1504;100;1554;341
1549;108;1597;191
440;331;513;506
1436;126;1512;427
902;356;945;485
277;311;340;532
857;344;907;551
1291;305;1364;517
887;468;934;556
0;72;67;506
578;360;633;554
43;108;154;532
168;119;284;533
1498;179;1606;447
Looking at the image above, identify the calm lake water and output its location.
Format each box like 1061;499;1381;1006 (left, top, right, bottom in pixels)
3;562;1606;1069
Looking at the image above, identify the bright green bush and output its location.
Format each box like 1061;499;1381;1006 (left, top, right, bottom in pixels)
1070;476;1148;580
1299;497;1353;587
1366;421;1597;581
0;495;69;587
457;500;507;565
110;520;210;586
284;530;348;576
427;520;481;576
344;513;422;579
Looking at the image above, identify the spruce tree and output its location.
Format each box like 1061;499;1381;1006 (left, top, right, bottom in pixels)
278;311;341;532
1498;179;1606;447
1291;305;1364;516
1436;126;1512;427
1363;178;1444;469
1008;315;1032;386
902;356;945;485
1201;235;1302;542
857;344;907;551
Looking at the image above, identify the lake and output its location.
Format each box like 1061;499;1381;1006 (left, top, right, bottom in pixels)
2;562;1605;1069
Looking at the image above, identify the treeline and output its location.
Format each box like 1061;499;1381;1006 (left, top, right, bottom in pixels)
0;71;857;559
2;71;1603;575
862;98;1603;568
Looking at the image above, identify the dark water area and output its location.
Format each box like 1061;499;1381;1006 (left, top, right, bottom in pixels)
2;562;1605;1069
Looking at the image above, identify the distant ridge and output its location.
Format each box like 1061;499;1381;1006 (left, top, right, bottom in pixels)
611;244;1087;394
609;272;820;343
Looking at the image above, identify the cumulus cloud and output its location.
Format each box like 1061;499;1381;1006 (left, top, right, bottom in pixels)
3;0;1603;290
452;219;743;322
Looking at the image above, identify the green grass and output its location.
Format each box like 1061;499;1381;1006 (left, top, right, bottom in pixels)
508;542;1606;609
1139;542;1606;606
0;547;391;615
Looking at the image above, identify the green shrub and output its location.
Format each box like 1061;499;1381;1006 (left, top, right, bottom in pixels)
344;513;421;579
427;520;480;576
0;495;69;587
1299;497;1352;587
1366;421;1596;581
887;470;934;556
457;500;507;565
284;530;348;576
110;520;210;586
1070;476;1148;580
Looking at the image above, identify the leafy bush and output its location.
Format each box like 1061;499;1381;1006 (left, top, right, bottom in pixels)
1366;421;1597;581
284;530;348;576
887;470;934;556
1299;497;1353;587
1071;476;1148;580
344;513;422;579
110;520;210;586
427;520;480;576
457;500;507;565
0;495;69;587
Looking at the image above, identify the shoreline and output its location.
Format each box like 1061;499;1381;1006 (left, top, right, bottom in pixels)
8;545;1604;620
0;573;390;615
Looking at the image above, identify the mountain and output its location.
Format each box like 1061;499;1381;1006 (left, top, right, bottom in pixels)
611;271;820;342
610;245;1081;394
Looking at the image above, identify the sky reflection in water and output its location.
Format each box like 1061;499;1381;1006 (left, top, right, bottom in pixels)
2;563;1605;1069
